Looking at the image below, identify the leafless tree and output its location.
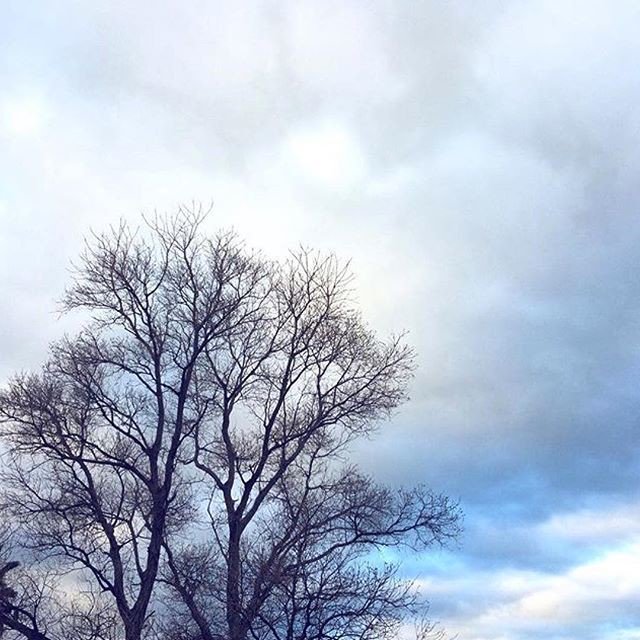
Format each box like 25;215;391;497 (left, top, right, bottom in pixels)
0;535;19;639
0;208;460;640
0;554;124;640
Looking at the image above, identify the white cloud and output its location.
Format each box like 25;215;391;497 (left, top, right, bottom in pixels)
1;94;47;136
284;0;405;104
540;502;640;544
282;121;367;190
491;541;640;627
420;543;640;638
415;501;640;639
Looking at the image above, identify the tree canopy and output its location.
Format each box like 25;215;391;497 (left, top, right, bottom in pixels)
0;209;460;640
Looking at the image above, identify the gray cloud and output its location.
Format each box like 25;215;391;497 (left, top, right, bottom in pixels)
2;2;640;638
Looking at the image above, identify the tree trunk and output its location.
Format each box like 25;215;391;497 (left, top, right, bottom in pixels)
227;519;243;640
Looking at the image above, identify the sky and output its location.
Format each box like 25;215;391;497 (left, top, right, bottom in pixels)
1;1;640;639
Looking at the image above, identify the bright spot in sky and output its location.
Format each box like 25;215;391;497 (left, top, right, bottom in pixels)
284;123;367;189
2;96;47;136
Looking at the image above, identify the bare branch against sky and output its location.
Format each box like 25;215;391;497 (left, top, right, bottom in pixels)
0;211;459;640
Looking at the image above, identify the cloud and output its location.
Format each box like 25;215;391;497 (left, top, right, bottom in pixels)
414;501;640;639
281;121;368;190
458;542;640;639
1;1;640;638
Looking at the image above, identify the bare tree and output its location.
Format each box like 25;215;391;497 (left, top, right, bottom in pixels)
0;525;59;640
0;538;19;639
0;552;123;640
0;209;460;640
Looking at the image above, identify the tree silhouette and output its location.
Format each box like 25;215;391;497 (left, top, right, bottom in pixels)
0;554;19;638
0;209;460;640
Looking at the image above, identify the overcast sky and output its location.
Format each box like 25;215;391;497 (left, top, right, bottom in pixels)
2;2;640;639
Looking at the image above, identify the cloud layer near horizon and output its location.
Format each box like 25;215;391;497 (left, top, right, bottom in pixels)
2;2;640;638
